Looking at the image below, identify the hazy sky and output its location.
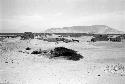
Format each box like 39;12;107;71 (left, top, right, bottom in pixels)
0;0;125;33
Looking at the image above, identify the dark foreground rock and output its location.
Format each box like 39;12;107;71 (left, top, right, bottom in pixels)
31;47;83;61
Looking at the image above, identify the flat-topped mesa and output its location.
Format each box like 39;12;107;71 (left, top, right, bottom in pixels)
44;25;124;34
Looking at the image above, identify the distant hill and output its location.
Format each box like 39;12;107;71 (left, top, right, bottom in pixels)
45;25;124;34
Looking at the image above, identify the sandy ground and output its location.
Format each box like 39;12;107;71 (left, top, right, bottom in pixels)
0;38;125;84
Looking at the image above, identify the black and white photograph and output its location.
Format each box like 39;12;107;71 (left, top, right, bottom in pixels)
0;0;125;84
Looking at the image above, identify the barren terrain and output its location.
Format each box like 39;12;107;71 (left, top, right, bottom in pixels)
0;37;125;84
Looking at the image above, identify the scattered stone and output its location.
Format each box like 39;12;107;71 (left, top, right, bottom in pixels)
97;74;101;76
105;63;125;76
5;61;8;63
11;60;14;63
26;47;31;50
31;49;42;54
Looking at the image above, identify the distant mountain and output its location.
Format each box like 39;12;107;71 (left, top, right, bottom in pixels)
45;25;124;34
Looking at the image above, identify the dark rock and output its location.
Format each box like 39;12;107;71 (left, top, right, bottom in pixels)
31;47;83;61
50;47;83;61
26;47;31;50
97;74;101;76
31;49;42;54
5;61;8;63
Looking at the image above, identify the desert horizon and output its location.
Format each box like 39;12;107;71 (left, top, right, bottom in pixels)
1;0;125;84
0;30;125;84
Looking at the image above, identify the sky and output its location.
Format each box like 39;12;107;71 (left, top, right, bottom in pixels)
0;0;125;33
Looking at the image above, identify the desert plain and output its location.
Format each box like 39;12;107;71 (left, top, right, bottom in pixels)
0;37;125;84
